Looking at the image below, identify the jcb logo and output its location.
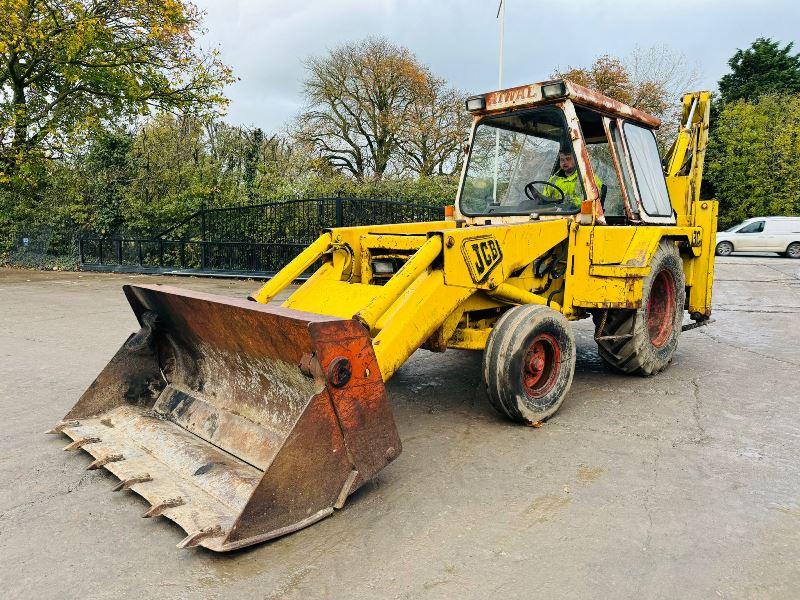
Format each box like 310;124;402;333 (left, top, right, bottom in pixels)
461;236;503;284
691;231;702;247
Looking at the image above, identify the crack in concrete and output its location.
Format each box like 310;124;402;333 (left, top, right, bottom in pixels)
689;377;710;445
551;401;800;465
716;303;800;309
640;445;662;572
763;264;800;281
699;329;800;368
712;307;800;315
0;473;93;523
264;564;317;600
715;278;798;284
548;421;667;443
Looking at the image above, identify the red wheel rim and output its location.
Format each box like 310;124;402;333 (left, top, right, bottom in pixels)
521;334;561;399
647;269;676;347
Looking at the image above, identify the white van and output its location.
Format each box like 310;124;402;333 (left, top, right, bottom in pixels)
715;216;800;258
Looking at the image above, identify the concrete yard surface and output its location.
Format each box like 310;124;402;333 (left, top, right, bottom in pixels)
0;256;799;599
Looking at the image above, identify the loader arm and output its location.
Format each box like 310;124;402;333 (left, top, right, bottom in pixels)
251;219;571;381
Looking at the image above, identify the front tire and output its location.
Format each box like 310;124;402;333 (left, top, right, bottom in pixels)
594;239;686;376
483;304;576;424
715;241;734;256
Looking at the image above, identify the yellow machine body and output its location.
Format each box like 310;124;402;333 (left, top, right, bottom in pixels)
252;85;717;383
51;80;717;551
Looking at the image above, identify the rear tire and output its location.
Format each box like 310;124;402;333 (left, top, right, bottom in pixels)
483;304;576;424
593;239;686;376
785;242;800;259
715;241;733;256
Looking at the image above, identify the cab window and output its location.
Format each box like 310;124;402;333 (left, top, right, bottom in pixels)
459;107;582;216
609;121;638;219
623;122;673;217
575;107;625;218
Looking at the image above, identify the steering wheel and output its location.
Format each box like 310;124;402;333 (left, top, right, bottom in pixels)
524;180;565;204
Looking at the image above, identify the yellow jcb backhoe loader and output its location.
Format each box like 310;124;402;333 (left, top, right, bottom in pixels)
49;80;717;551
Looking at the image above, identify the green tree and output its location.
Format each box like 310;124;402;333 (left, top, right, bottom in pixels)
243;127;263;200
718;38;800;104
706;93;800;227
82;130;134;235
123;112;217;233
0;0;233;173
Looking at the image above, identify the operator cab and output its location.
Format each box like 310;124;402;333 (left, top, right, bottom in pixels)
458;79;675;226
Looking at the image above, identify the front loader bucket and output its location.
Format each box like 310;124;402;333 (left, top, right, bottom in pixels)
49;284;401;551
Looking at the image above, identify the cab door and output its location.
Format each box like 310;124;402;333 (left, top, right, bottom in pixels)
610;119;675;224
733;219;766;250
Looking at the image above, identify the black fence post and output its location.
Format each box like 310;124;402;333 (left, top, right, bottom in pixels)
137;240;143;266
202;201;209;270
98;239;104;264
78;238;84;264
335;197;344;228
179;241;185;268
158;239;164;267
115;239;122;265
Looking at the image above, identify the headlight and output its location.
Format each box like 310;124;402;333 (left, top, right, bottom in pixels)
541;81;567;99
465;95;486;112
371;259;395;275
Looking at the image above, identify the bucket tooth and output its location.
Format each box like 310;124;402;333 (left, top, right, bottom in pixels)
142;497;185;518
112;474;152;492
86;454;124;471
334;470;360;509
46;420;80;435
63;437;100;451
177;525;223;549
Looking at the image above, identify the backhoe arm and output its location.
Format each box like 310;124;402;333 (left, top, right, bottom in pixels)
664;91;712;221
664;90;717;318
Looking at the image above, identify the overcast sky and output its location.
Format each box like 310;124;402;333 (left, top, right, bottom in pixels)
192;0;800;132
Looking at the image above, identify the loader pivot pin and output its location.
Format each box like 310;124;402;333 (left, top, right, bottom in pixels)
328;357;352;388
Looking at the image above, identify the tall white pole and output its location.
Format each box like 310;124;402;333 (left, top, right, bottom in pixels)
492;0;505;203
498;0;504;88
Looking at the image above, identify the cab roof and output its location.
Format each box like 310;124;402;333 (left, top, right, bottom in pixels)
466;78;661;129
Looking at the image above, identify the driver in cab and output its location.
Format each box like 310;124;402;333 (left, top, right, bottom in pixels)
544;150;603;208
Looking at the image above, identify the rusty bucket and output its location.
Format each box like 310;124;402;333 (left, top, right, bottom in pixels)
49;284;401;551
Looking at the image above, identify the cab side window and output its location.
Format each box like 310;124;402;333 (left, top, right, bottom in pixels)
574;107;625;217
738;221;764;233
586;143;625;217
623;123;672;217
609;121;638;218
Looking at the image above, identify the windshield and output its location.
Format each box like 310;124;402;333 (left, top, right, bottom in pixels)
459;107;583;216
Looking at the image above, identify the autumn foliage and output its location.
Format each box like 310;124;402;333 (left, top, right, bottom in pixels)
553;46;697;149
297;37;467;181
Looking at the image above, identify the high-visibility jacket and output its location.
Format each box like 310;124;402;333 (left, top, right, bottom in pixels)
545;171;603;207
